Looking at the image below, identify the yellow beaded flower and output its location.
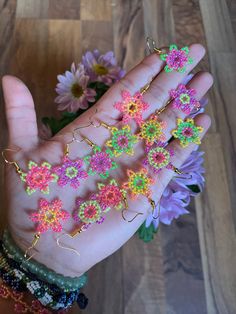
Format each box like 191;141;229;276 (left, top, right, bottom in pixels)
123;168;154;199
138;115;167;146
172;118;203;148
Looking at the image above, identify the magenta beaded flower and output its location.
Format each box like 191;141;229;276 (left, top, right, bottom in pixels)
143;143;174;174
29;198;70;233
53;156;88;189
73;197;105;228
96;179;127;211
20;161;58;195
84;145;118;179
114;90;149;125
170;84;200;114
160;44;193;73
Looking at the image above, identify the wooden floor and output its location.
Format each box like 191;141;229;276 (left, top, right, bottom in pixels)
0;0;236;313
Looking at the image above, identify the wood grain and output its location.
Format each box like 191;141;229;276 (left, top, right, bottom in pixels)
0;0;236;313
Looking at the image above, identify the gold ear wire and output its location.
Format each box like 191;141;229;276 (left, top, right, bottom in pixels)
1;148;22;174
24;233;40;261
148;198;160;220
121;209;143;223
146;37;169;55
140;82;151;95
56;226;87;257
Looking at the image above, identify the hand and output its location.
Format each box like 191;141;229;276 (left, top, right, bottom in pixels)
2;43;212;278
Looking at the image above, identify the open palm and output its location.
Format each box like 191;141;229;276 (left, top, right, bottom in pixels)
2;44;212;278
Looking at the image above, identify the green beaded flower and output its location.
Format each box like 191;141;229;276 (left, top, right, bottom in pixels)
172;118;203;148
160;44;193;73
106;125;139;157
84;145;118;179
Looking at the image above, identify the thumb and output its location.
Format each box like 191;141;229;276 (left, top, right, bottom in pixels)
2;75;38;150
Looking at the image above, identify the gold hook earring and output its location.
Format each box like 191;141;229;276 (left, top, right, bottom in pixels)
24;233;41;261
56;225;87;257
121;209;143;223
1;148;22;174
146;37;169;55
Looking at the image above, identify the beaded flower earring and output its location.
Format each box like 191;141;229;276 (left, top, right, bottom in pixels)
1;149;58;196
143;142;181;175
73;195;106;229
26;198;70;260
138;114;167;146
113;90;149;125
52;135;88;189
172;118;203;147
99;122;139;157
169;84;200;115
83;136;118;179
146;38;193;73
96;179;128;211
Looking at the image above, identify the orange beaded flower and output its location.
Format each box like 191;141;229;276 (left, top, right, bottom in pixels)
29;198;70;233
138;115;167;146
114;90;149;125
123;168;155;199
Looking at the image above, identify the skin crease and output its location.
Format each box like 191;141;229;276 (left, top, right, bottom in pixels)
0;44;213;301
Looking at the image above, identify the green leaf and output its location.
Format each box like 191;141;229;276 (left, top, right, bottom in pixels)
137;222;158;243
187;184;201;194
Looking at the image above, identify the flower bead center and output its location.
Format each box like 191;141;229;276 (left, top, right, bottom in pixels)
71;83;84;98
180;93;190;104
117;135;129;147
128;101;138;113
182;127;193;137
84;205;97;218
66;166;78;178
45;210;56;223
154;152;165;163
93;64;108;75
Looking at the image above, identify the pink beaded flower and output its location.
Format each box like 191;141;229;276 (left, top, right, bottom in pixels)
170;84;200;114
160;44;193;73
73;196;105;228
53;156;88;189
138;115;167;146
123;168;155;200
84;145;118;179
29;198;70;233
114;90;149;125
143;143;174;174
20;161;58;195
96;179;127;211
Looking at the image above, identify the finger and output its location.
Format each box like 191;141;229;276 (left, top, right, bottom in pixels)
2;76;38;150
143;44;206;115
156;71;213;142
155;113;211;197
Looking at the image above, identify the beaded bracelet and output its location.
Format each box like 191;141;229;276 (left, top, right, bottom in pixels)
0;239;88;310
2;230;87;291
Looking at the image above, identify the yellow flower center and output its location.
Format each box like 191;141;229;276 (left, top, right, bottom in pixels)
93;64;108;75
71;83;83;98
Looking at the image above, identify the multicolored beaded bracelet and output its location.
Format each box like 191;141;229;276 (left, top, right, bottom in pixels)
2;230;87;292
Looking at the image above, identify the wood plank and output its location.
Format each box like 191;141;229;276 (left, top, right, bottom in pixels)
48;0;80;20
0;0;17;230
123;235;166;314
196;134;236;314
16;0;49;18
112;0;145;70
80;0;112;21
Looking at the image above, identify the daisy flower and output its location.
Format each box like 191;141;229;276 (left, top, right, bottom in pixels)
55;63;96;112
82;49;125;85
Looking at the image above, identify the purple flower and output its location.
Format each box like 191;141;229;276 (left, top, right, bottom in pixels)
55;63;96;112
82;49;125;85
145;188;190;229
169;150;205;195
53;156;88;189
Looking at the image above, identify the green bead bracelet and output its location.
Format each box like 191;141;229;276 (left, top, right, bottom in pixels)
2;230;87;292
